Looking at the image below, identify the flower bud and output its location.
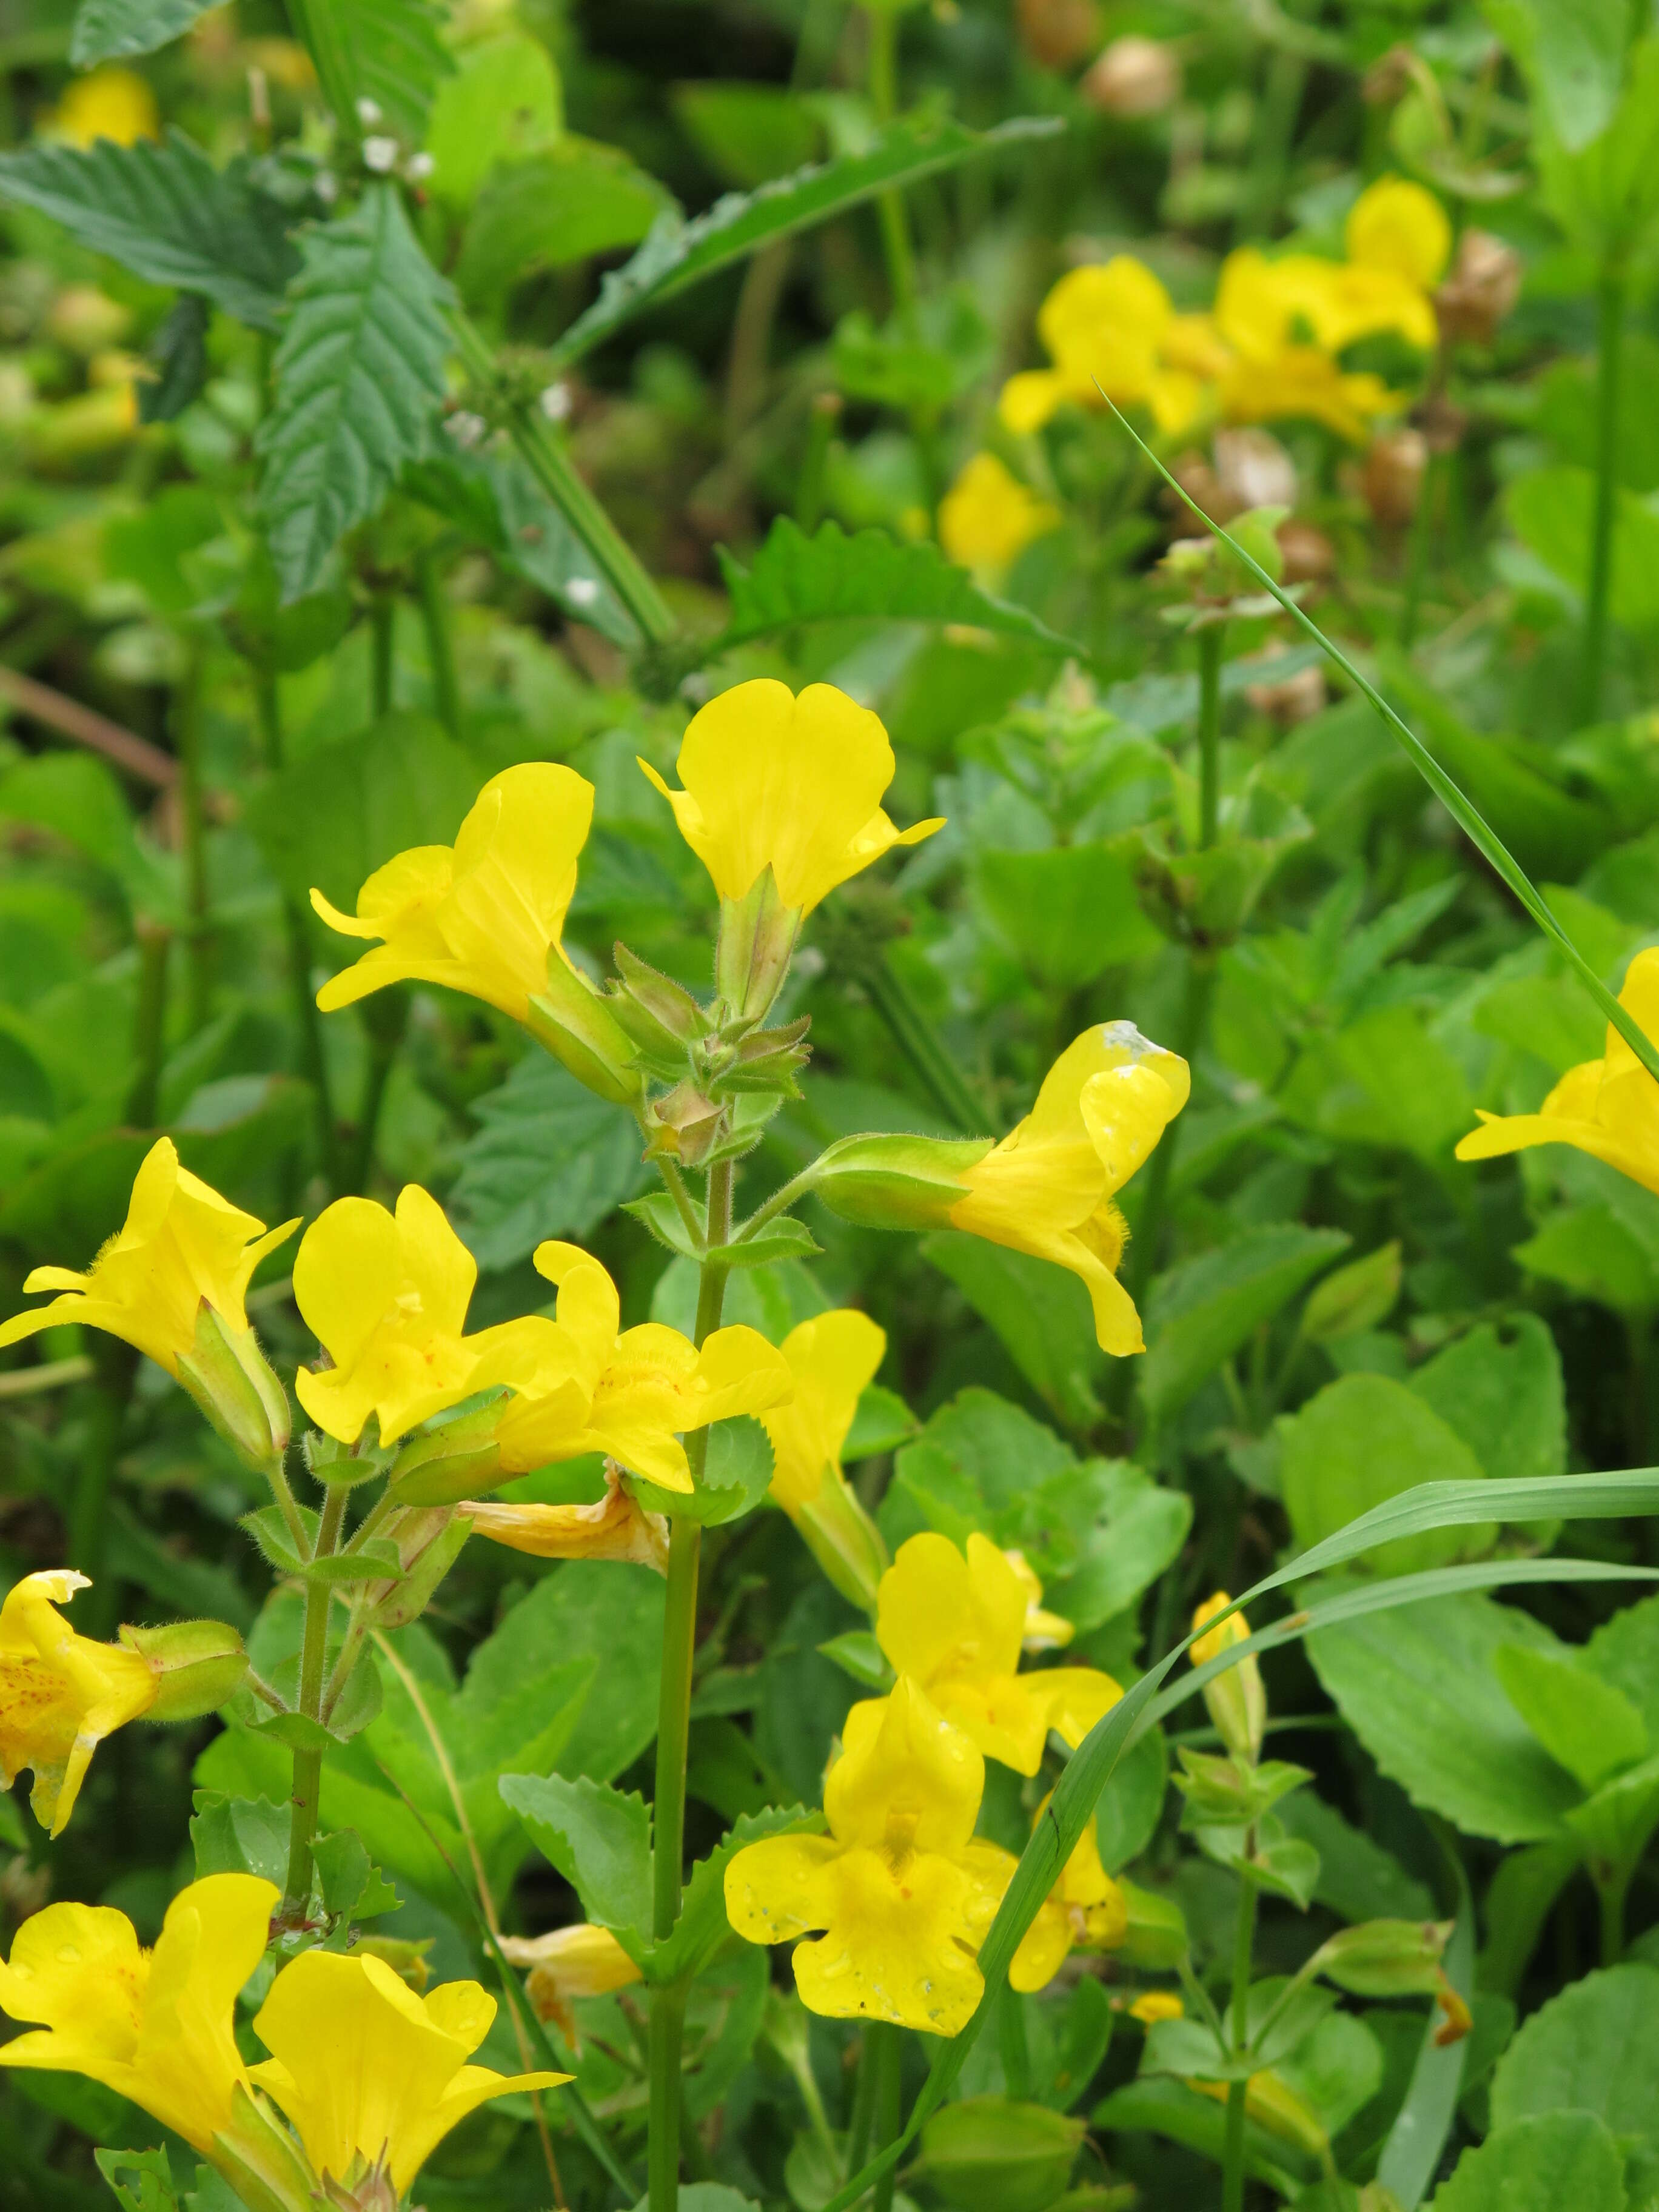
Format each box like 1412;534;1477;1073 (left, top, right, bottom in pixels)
716;866;800;1026
1016;0;1098;70
176;1304;290;1472
361;1506;472;1631
608;942;712;1073
1190;1592;1265;1766
1128;1989;1184;2025
213;2082;325;2212
525;954;645;1108
119;1617;249;1721
1361;427;1427;528
646;1081;727;1166
788;1468;890;1612
813;1131;992;1232
1307;1918;1452;1999
387;1401;504;1507
1435;229;1521;347
1081;32;1179;115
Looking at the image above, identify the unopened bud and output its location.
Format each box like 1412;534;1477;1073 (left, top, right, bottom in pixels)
120;1617;249;1721
813;1131;991;1233
1309;1918;1453;1999
1361;427;1427;528
525;950;646;1107
716;866;800;1025
1362;43;1415;106
501;1923;643;2045
1190;1592;1265;1765
176;1304;290;1472
1015;0;1098;70
1081;33;1180;116
1128;1989;1183;2025
785;1467;890;1612
361;135;398;173
1175;1746;1307;1828
320;2152;400;2212
362;1506;471;1630
1435;229;1520;347
609;942;712;1071
388;1401;504;1508
646;1081;726;1166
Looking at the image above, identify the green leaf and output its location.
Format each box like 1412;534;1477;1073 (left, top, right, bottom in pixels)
190;1790;290;1885
1493;1643;1648;1791
672;82;820;189
457;141;670;306
1141;1225;1349;1427
1299;1241;1401;1344
0;133;297;329
96;2149;179;2212
1279;1376;1494;1577
245;711;478;913
424;32;563;207
715;517;1078;655
921;1231;1104;1431
818;1631;892;1690
257;183;453;598
649;1805;817;1985
1583;1592;1659;1742
1508;466;1659;634
449;1050;647;1273
71;0;215;62
974;844;1161;988
1305;1592;1583;1845
1044;1466;1190;1632
1481;0;1627;150
500;1772;652;1936
846;1384;917;1459
630;1417;776;1527
1093;1725;1168;1874
1538;36;1659;257
311;1829;401;1920
1408;1316;1567;1487
1427;2113;1627;2212
1489;1963;1659;2204
1516;1204;1659;1317
914;2098;1084;2212
1276;1794;1434;1924
1281;1004;1476;1164
626;1190;822;1271
303;0;452;141
551;112;1060;368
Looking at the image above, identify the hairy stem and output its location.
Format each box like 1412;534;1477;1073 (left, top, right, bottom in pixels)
1221;1848;1259;2212
282;1484;346;1922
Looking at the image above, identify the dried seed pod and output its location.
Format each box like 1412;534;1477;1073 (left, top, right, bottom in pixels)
1081;34;1181;116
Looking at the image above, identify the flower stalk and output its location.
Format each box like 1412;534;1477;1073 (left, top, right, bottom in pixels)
1221;1838;1258;2212
281;1483;346;1924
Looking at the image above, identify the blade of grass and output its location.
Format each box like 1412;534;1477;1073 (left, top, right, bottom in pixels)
1100;395;1659;1091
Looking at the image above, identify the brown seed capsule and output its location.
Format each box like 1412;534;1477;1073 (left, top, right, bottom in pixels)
1081;34;1181;117
1017;0;1099;70
1276;518;1336;585
1435;228;1521;347
1362;42;1416;106
1214;426;1297;514
1246;665;1327;728
1362;427;1428;528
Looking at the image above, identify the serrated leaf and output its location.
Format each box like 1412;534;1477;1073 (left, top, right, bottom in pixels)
257;183;452;598
95;2148;179;2212
72;0;216;64
303;0;453;141
449;1050;648;1272
1141;1225;1350;1428
312;1829;401;1921
648;1806;819;1986
714;517;1078;655
140;293;209;424
0;133;297;329
499;1772;652;1936
550;113;1061;369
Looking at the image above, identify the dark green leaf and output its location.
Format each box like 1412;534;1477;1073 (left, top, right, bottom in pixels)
138;292;209;423
1489;1963;1659;2204
303;0;452;140
1426;2113;1626;2212
0;133;297;329
921;1231;1104;1430
449;1050;648;1273
72;0;215;62
1141;1225;1349;1426
1279;1376;1494;1576
256;183;452;598
499;1772;653;1935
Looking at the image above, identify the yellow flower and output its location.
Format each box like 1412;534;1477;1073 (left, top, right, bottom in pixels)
999;260;1228;437
1191;1592;1265;1766
760;1309;891;1609
1212;241;1432;440
460;1462;670;1573
292;1184;568;1449
637;679;943;917
1456;947;1659;1195
938;454;1060;578
53;65;158;147
1129;1989;1184;2026
723;1675;1065;2034
314;763;592;1022
0;1136;297;1381
499;1923;643;2043
1034;1789;1128;1952
492;1241;792;1493
0;1571;157;1835
1346;175;1451;290
0;1874;275;2153
875;1533;1120;1775
950;1022;1189;1356
1005;1549;1074;1652
250;1948;567;2198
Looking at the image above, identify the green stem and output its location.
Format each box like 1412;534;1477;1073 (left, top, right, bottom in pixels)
174;655;212;1033
865;8;915;315
415;549;461;738
125;918;171;1127
282;1484;346;1923
451;312;675;648
1197;624;1225;851
371;595;396;719
862;952;991;1134
870;2022;902;2212
796;392;842;531
254;672;341;1193
1222;1850;1258;2212
72;1344;133;1634
648;1159;734;2212
1581;265;1627;726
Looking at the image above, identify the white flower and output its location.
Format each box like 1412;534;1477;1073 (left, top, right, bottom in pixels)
363;136;399;174
356;96;383;127
406;151;435;182
444;410;488;450
538;381;573;423
566;577;600;608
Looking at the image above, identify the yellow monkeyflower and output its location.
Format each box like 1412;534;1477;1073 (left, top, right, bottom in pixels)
938;454;1060;578
492;1241;792;1492
638;680;943;917
53;65;158;147
953;1022;1189;1356
250;1949;567;2199
723;1675;1067;2034
761;1309;891;1609
292;1184;568;1449
0;1136;297;1381
1346;175;1451;290
1191;1592;1265;1766
999;259;1230;438
1034;1789;1128;1953
498;1923;643;2044
876;1533;1120;1775
460;1461;670;1573
0;1570;157;1835
1456;947;1659;1195
0;1874;275;2154
1129;1989;1185;2025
